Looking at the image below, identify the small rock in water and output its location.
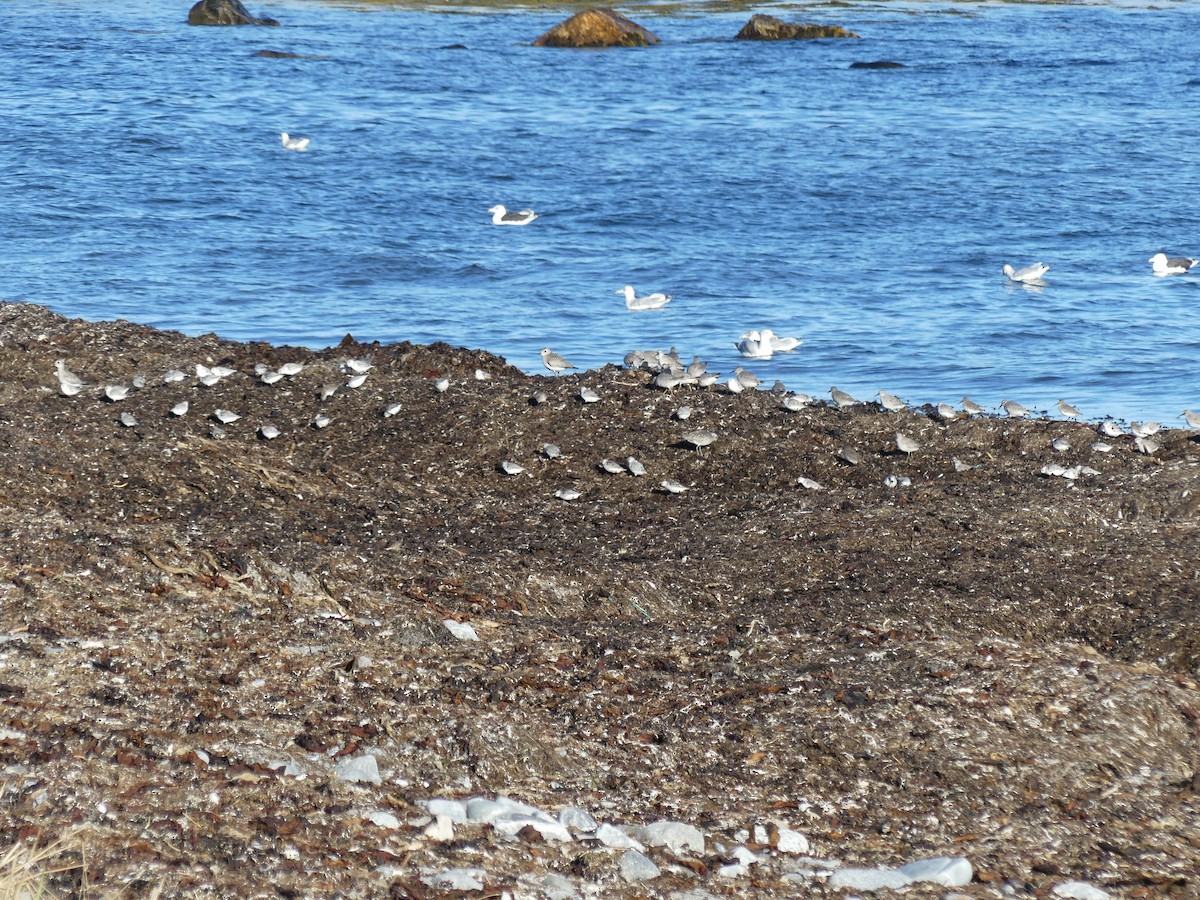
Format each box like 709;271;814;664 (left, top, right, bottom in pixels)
443;619;480;642
618;849;660;882
335;754;381;785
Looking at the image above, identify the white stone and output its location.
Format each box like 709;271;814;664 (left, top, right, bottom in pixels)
559;806;598;833
731;846;759;866
423;868;486;891
426;798;469;822
539;873;578;900
595;822;645;851
827;866;912;891
491;812;572;842
632;820;705;855
898;856;973;887
716;863;748;878
619;849;660;882
1053;882;1112;900
466;797;507;823
365;810;401;830
752;824;771;845
443;619;480;642
267;758;306;778
424;815;455;841
776;828;810;854
334;754;381;785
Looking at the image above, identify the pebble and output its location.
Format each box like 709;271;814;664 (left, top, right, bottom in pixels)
558;806;598;833
425;798;469;822
334;754;381;786
618;849;660;882
423;815;455;841
631;820;705;854
828;856;972;890
538;873;578;900
492;812;572;842
594;822;645;850
442;619;480;642
1052;881;1112;900
423;868;486;891
775;827;810;854
364;810;401;830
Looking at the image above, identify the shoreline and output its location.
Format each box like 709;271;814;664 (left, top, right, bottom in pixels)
2;302;1197;896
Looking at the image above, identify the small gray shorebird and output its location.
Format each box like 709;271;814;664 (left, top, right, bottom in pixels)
540;347;575;375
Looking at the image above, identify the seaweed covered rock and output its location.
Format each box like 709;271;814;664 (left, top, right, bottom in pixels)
735;14;858;41
187;0;279;26
533;9;659;48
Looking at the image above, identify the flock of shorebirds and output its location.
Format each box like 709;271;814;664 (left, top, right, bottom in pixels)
51;327;1197;497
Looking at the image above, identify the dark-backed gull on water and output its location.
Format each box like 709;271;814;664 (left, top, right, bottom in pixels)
487;205;538;226
1149;252;1198;276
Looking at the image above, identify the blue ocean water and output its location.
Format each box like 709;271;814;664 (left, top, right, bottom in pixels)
2;0;1199;422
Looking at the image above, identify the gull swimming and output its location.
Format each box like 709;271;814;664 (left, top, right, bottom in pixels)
488;205;538;226
735;330;773;360
1002;262;1050;284
280;132;310;152
617;285;672;310
1149;252;1198;276
541;348;576;376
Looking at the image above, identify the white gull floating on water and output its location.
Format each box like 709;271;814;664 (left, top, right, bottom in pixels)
735;328;802;359
1002;261;1050;284
616;284;672;310
487;205;538;226
280;132;310;152
1149;252;1198;275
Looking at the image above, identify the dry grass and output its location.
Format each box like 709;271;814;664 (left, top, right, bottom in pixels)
0;839;83;900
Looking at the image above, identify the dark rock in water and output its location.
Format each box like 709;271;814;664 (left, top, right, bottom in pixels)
534;9;659;48
253;49;305;58
850;60;906;69
735;14;859;41
442;44;468;50
187;0;279;26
